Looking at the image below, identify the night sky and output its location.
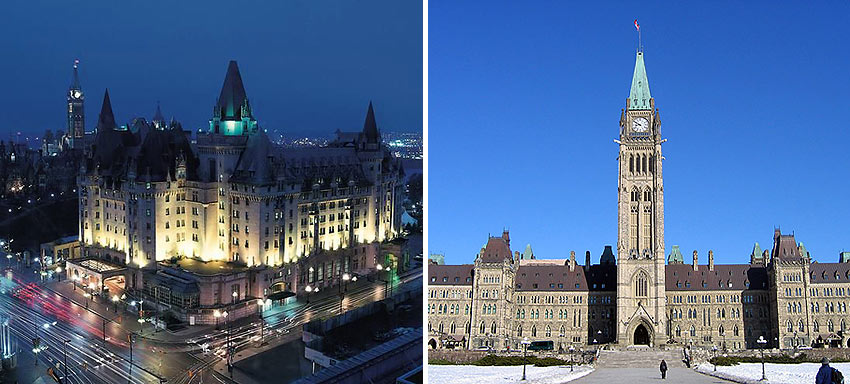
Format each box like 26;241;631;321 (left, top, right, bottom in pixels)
0;0;422;139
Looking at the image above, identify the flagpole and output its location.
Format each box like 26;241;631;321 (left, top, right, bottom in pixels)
638;26;642;52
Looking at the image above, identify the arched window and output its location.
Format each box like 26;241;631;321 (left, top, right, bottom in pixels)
450;322;456;334
480;322;485;334
734;326;739;336
517;325;523;337
843;320;847;332
491;322;497;334
517;309;521;319
629;155;634;173
719;325;725;336
813;320;820;333
675;326;681;337
799;320;805;332
829;320;835;332
559;325;566;337
438;322;444;333
690;325;696;337
531;326;537;337
545;325;551;337
635;271;648;297
642;155;647;173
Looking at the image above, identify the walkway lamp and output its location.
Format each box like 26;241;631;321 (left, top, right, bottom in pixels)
521;337;531;381
712;345;718;371
569;345;575;372
55;266;62;282
757;335;767;380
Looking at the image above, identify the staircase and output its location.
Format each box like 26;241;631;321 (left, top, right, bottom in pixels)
596;347;687;368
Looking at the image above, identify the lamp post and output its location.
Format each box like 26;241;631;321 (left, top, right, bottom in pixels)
112;295;119;313
569;345;575;372
256;299;266;346
55;266;62;282
712;345;718;371
63;339;70;382
305;285;312;304
214;309;221;329
521;337;531;381
757;335;767;381
340;273;350;313
224;310;232;377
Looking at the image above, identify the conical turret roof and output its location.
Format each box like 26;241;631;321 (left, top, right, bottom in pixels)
217;61;249;120
363;101;379;143
97;89;117;131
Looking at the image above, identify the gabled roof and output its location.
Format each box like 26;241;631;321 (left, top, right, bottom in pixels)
809;263;850;284
217;61;250;120
628;51;652;110
515;264;590;292
478;236;512;264
231;130;275;185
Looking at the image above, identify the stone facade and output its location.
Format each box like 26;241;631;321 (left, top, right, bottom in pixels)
76;61;405;311
427;50;850;352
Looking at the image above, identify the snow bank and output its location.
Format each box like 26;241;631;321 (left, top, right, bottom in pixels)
428;364;593;384
696;362;850;384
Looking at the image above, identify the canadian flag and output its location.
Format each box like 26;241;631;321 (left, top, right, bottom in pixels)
634;20;640;31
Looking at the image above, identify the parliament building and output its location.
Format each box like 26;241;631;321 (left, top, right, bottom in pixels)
427;50;850;352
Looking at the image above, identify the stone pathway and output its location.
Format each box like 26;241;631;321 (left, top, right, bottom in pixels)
572;367;735;383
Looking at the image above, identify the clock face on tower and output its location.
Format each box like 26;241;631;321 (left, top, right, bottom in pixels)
632;117;649;133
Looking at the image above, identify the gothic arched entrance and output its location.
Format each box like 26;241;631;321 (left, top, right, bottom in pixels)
634;324;650;345
428;338;437;349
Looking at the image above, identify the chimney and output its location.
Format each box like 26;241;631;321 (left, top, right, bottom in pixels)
692;250;699;271
585;251;591;267
708;250;714;271
502;230;510;247
514;251;520;262
569;251;576;271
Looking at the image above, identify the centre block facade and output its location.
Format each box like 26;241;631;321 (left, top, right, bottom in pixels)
427;51;850;352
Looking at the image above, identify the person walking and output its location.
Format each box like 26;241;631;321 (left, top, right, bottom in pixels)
660;359;668;380
817;357;844;384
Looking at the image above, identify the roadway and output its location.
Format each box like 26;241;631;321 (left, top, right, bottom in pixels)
0;260;422;384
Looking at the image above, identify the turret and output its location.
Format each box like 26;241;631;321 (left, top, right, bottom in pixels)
569;250;576;271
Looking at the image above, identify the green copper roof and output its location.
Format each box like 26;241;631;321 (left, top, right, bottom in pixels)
840;252;850;263
751;242;763;259
667;245;683;264
628;51;652;110
522;244;534;260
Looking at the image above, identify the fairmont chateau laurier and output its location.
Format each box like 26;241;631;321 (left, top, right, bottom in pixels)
69;61;406;323
427;50;850;352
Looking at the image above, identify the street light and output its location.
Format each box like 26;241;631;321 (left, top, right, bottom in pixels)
224;310;232;376
712;345;718;371
112;295;119;312
569;345;575;372
214;309;221;329
256;299;266;345
521;337;531;381
757;335;767;380
55;266;62;282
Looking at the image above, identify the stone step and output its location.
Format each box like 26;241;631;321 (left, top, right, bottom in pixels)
597;349;690;368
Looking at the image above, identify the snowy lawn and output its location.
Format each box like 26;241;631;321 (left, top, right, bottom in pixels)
428;364;593;384
697;362;850;384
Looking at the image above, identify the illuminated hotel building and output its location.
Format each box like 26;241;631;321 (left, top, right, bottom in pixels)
75;61;405;318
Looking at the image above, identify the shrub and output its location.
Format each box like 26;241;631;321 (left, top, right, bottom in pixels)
710;353;850;366
428;358;456;365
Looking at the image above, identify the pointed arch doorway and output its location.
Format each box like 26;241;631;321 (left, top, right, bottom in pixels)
634;324;650;345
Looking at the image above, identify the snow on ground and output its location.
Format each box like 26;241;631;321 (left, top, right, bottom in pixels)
696;362;850;384
428;364;593;384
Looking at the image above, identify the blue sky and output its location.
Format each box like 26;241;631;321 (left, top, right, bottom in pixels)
429;2;850;266
0;0;422;139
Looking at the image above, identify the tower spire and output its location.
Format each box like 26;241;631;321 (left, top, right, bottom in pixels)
363;101;379;144
70;59;81;90
628;51;651;110
97;89;117;131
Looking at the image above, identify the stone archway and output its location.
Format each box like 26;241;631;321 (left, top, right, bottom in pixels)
429;338;437;349
634;324;650;345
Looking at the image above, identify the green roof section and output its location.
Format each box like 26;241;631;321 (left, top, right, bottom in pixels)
840;252;850;263
522;244;534;260
628;51;652;110
667;245;683;264
751;242;763;259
